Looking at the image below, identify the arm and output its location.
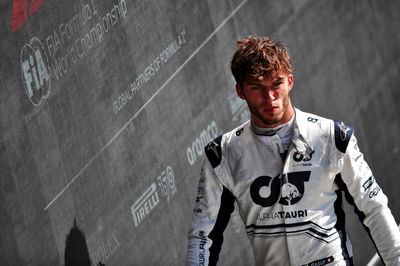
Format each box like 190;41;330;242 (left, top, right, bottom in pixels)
186;143;235;266
335;122;400;265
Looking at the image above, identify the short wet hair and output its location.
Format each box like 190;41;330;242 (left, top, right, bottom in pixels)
231;36;294;84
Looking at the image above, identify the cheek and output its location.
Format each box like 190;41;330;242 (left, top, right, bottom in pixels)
282;93;290;107
245;98;257;109
277;89;290;101
245;92;262;103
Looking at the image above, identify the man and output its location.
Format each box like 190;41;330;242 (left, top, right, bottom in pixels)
185;36;400;265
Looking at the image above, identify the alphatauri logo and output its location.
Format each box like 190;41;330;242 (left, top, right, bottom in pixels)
250;171;311;207
20;37;51;106
293;150;314;162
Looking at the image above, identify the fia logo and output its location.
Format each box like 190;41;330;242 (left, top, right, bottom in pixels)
20;37;51;106
250;171;311;207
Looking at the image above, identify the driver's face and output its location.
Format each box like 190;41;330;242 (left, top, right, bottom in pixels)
236;72;294;128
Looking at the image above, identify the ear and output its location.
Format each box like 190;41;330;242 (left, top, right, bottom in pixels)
236;83;246;99
288;74;294;91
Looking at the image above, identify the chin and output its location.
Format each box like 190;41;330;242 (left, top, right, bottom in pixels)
266;113;283;121
264;115;284;126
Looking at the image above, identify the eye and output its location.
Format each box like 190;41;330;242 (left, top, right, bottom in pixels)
272;82;283;87
250;86;260;91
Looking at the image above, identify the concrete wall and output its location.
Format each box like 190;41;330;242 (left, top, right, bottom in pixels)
1;0;399;265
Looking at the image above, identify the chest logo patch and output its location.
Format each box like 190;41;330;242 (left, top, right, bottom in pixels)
250;171;311;207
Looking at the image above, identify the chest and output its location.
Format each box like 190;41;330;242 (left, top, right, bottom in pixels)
225;136;336;211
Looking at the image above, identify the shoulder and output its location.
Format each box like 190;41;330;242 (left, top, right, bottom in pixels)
204;120;251;168
333;120;354;153
295;108;332;135
295;108;354;153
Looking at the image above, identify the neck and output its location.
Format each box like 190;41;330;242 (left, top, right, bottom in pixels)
251;112;295;137
274;102;294;127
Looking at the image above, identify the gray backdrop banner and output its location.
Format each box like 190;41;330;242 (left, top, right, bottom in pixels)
1;0;399;265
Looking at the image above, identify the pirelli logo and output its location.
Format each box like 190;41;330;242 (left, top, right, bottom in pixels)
131;183;160;227
130;166;177;228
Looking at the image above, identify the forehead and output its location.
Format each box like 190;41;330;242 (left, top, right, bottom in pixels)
243;72;287;85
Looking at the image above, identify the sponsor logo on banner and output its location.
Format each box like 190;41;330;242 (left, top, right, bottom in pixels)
157;166;177;201
19;0;128;106
131;183;159;227
131;166;177;227
112;30;187;114
187;121;219;166
20;37;51;106
91;230;120;265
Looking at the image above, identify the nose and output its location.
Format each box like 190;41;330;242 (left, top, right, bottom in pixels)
263;88;276;102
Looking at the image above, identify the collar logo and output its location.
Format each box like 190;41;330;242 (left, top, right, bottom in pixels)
307;117;319;123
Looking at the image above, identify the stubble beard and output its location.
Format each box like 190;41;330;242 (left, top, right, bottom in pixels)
250;96;290;127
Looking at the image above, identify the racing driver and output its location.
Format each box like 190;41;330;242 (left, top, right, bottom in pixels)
185;36;400;265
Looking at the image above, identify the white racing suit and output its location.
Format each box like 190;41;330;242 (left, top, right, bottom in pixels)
186;108;400;266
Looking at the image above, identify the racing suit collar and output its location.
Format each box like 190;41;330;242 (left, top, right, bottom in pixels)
251;114;295;138
292;107;314;155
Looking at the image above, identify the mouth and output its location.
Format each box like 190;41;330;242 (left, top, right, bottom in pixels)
263;106;279;114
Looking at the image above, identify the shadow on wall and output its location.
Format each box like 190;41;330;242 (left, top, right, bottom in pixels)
64;218;106;266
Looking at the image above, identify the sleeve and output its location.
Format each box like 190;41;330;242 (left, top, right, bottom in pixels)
185;138;235;266
334;121;400;265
